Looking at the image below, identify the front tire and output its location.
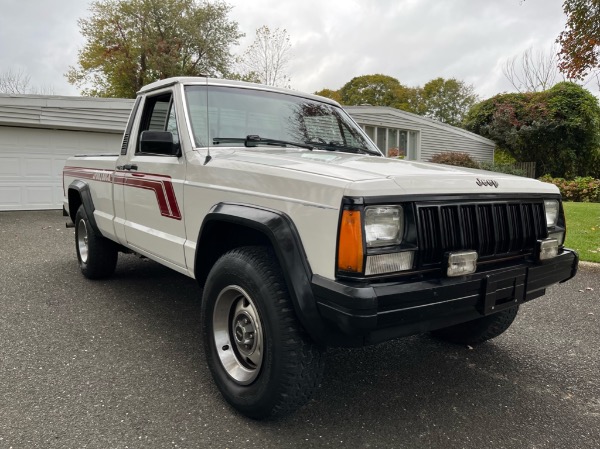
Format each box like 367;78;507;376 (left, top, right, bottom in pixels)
74;205;118;279
201;246;324;419
430;306;519;345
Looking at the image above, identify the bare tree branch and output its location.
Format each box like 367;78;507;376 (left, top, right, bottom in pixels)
0;68;54;95
0;68;32;94
502;43;600;94
502;45;563;92
240;26;292;87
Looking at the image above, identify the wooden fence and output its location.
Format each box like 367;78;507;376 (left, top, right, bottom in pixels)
512;162;536;178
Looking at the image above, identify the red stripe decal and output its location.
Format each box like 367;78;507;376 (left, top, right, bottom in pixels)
64;166;181;220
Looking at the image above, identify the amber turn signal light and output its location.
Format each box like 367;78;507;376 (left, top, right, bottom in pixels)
337;209;364;273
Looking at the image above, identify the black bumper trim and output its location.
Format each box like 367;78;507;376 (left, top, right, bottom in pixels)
312;249;578;346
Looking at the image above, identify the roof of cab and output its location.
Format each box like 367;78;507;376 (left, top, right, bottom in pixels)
137;76;339;106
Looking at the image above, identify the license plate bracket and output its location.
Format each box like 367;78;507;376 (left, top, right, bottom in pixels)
480;268;527;315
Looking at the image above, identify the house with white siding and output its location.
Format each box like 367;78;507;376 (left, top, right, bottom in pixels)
0;95;494;211
345;106;495;162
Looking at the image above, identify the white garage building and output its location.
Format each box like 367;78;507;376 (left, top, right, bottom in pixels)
0;94;134;210
0;94;495;211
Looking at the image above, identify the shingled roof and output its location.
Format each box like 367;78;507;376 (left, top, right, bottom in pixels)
0;94;134;133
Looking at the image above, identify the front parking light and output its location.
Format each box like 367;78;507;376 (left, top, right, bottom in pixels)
537;239;559;261
445;251;478;277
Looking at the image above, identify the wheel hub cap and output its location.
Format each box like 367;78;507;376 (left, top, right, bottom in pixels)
234;314;256;353
77;219;89;263
212;286;264;385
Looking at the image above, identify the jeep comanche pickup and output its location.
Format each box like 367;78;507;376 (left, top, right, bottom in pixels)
63;77;578;419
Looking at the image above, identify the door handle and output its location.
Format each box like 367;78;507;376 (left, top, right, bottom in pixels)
121;164;138;171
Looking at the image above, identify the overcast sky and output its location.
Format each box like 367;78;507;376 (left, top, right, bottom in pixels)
0;0;568;99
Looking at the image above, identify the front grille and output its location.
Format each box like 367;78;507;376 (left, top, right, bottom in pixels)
416;200;547;266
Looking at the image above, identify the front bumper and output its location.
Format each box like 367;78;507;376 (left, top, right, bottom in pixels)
312;249;578;346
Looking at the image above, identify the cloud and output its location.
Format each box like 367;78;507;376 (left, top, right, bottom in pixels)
0;0;568;98
0;0;90;94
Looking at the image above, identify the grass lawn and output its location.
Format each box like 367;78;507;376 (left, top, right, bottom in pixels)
563;202;600;263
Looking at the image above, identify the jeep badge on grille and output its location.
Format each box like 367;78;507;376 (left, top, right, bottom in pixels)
476;178;499;188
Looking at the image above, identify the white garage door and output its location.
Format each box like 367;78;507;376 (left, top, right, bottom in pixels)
0;126;122;211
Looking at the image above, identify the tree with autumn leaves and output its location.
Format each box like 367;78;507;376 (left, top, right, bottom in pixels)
558;0;600;81
66;0;243;98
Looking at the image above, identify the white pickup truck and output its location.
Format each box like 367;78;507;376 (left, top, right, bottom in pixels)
63;77;578;419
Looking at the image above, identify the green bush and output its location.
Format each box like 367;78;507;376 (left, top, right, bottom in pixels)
464;82;600;178
479;162;527;177
429;152;480;169
430;152;527;176
539;175;600;202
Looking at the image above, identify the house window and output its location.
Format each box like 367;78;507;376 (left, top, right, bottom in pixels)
399;131;407;158
408;130;418;160
376;128;386;151
363;125;419;160
388;129;398;155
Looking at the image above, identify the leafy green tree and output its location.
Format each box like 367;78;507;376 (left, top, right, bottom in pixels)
414;77;479;127
66;0;242;98
464;82;600;178
314;88;342;103
316;75;476;126
557;0;600;80
338;74;415;109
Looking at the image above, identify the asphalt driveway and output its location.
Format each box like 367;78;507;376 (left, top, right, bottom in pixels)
1;210;599;449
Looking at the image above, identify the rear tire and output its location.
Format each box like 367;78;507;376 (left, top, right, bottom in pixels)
74;205;118;279
430;306;519;345
201;246;324;419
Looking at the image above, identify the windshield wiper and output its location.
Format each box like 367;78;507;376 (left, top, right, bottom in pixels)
306;139;381;156
213;135;315;150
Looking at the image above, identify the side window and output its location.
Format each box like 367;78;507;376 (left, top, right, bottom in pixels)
137;92;180;154
166;103;180;146
121;97;142;155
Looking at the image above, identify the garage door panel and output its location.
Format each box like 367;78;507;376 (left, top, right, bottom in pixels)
0;158;20;177
24;185;54;206
0;186;23;207
0;126;122;210
23;157;55;178
0;185;62;211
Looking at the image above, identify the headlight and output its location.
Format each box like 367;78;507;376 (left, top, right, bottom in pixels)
544;200;559;227
365;206;403;247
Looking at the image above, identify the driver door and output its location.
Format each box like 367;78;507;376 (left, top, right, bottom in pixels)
120;90;187;272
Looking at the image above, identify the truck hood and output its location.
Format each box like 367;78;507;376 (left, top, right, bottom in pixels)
213;148;558;196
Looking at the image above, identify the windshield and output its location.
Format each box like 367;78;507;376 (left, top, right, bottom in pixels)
184;85;381;155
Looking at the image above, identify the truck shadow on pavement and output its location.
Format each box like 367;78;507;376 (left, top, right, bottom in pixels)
83;256;589;442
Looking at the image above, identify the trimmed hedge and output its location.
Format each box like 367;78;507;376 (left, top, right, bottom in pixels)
478;162;527;177
539;175;600;202
428;152;527;176
425;152;600;202
429;152;479;169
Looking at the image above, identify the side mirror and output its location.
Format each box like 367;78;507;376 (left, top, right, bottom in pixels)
139;131;180;156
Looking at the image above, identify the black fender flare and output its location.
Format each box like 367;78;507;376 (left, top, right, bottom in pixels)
67;180;101;235
195;202;327;344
